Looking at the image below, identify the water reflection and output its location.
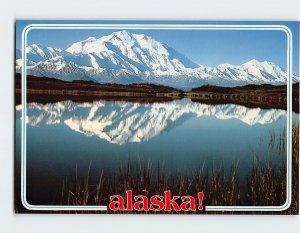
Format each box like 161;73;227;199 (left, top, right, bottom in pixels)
16;98;287;145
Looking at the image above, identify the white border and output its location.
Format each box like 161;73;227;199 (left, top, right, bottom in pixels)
20;23;293;212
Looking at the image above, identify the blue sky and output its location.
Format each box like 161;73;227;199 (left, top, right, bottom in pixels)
16;21;299;72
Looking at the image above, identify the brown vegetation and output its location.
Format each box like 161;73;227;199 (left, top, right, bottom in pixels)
52;124;298;214
15;73;299;112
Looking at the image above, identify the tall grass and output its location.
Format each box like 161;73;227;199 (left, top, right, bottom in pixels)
55;124;299;214
60;160;241;213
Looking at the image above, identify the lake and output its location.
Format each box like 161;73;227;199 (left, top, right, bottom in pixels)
15;98;296;205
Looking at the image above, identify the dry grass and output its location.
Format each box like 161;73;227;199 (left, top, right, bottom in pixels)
57;124;299;214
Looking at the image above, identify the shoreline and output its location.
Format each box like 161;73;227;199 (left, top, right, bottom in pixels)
15;73;299;112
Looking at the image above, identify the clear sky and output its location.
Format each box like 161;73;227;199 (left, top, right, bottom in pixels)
16;21;299;72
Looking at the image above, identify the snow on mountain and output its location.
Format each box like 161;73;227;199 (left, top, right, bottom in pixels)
24;44;67;63
16;30;299;89
16;99;287;145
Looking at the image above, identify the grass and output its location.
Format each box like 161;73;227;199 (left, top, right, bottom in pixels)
55;124;298;214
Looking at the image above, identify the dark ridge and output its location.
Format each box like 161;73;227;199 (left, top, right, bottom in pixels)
190;83;299;93
15;73;299;113
15;73;183;93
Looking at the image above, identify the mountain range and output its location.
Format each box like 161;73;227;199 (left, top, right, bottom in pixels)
16;99;287;145
15;30;299;89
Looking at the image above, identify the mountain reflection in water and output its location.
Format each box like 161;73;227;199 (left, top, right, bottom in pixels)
16;98;287;145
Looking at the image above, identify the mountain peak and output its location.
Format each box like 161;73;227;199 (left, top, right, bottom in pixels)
112;30;133;39
25;44;63;63
217;63;235;69
27;43;62;51
112;30;152;42
26;43;48;53
29;43;43;48
241;59;283;71
84;37;97;42
243;59;261;66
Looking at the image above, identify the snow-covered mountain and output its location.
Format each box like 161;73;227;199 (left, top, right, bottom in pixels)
16;99;287;145
15;30;299;89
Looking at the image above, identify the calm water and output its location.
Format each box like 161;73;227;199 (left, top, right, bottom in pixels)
16;98;295;204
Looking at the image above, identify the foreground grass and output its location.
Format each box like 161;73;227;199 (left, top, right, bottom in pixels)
56;124;298;214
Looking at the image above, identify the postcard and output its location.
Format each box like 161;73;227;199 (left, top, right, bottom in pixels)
15;21;299;214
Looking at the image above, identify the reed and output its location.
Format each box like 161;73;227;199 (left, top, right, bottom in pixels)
56;124;298;214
